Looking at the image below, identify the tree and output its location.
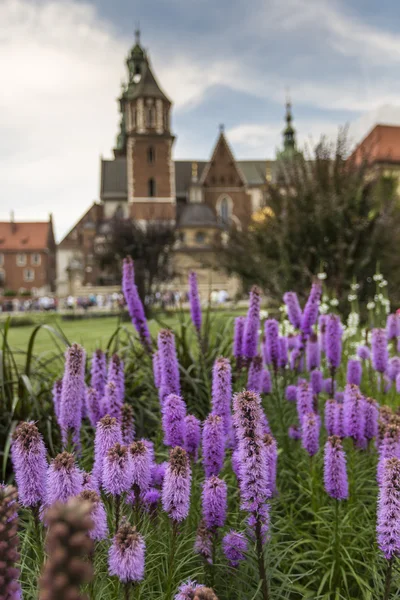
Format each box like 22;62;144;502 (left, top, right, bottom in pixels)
220;129;400;307
98;217;176;308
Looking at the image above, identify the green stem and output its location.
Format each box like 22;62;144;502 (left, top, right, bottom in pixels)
124;582;131;600
383;559;393;600
210;531;217;589
333;499;341;590
255;515;270;600
115;494;121;532
166;520;178;599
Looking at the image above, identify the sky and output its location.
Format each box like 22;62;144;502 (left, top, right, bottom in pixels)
2;0;400;240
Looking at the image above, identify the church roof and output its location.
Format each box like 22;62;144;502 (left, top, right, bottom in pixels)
0;221;52;251
125;59;171;103
350;124;400;165
177;204;219;229
100;158;127;199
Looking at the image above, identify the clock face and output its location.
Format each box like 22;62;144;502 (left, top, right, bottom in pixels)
133;73;141;83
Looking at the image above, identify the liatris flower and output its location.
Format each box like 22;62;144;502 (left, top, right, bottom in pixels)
288;425;302;440
202;476;227;530
0;486;21;600
141;438;155;464
86;387;101;426
306;333;320;371
211;357;232;436
194;520;213;563
52;379;62;423
296;382;313;421
108;354;125;406
46;452;83;506
397;373;400;394
188;271;202;333
377;425;400;485
318;314;328;353
108;521;146;583
11;421;47;508
283;291;302;329
175;580;205;600
287;334;298;351
323;436;348;500
343;384;366;447
142;487;161;516
262;368;272;394
311;369;323;395
386;313;400;340
152;351;162;388
290;347;304;372
222;530;248;568
202;414;225;477
103;381;123;422
162;446;192;522
184;415;201;461
325;399;336;436
335;391;344;403
90;349;107;398
233;316;246;368
39;497;94;599
323;377;336;395
346;359;362;386
78;490;108;541
242;285;261;360
59;343;86;447
364;397;379;441
278;337;288;369
334;403;345;438
377;457;400;559
162;394;187;447
325;314;342;371
301;413;320;456
285;385;297;402
158;329;181;402
247;355;264;392
121;403;135;445
371;328;389;373
82;471;100;495
103;443;132;496
122;256;152;351
388;357;400;382
264;319;280;371
92;415;122;487
264;434;278;496
232;391;268;511
259;409;271;436
300;282;322;336
357;345;371;361
151;462;167;487
129;441;152;495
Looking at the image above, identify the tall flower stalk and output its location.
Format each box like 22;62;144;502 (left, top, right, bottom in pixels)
59;343;86;449
122;256;152;352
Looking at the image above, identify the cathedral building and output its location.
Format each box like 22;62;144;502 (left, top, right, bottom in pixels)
57;32;295;298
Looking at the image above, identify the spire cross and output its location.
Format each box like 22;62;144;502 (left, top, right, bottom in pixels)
219;123;225;133
135;25;141;45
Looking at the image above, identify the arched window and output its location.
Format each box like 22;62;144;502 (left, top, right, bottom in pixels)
147;146;155;164
219;196;231;225
146;106;155;128
148;178;156;197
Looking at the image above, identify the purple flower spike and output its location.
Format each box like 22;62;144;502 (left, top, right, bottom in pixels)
233;317;246;365
175;580;205;600
151;462;167;487
325;399;336;436
194;520;213;563
188;271;202;333
388;357;400;382
162;394;187;447
334;403;345;438
306;334;320;371
296;382;314;421
371;328;389;374
222;530;248;568
264;319;280;371
129;441;152;495
91;349;107;399
247;356;264;393
288;425;302;440
323;378;336;395
323;436;348;500
152;351;162;388
364;397;379;441
103;443;132;496
211;357;232;436
290;348;304;372
325;314;342;371
158;329;181;403
93;416;122;487
78;490;108;541
377;425;400;485
262;368;272;394
103;381;123;422
278;337;288;369
396;373;400;394
121;404;135;445
108;521;146;582
59;343;86;448
386;313;400;340
184;415;201;461
301;282;322;336
202;476;228;530
301;413;320;457
356;345;371;361
122;256;152;352
108;354;125;406
52;379;62;424
311;369;323;395
285;385;297;402
46;452;83;505
283;291;302;329
242;286;261;360
86;387;101;427
264;434;278;496
343;384;366;447
346;359;362;386
377;457;400;559
202;414;225;478
162;446;192;522
82;472;100;495
11;422;47;508
319;314;328;353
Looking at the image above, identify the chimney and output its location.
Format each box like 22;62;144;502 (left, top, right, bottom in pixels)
10;211;16;233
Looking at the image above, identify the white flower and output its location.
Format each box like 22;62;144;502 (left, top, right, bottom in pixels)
367;302;375;310
319;303;329;314
317;272;327;280
348;294;357;302
379;280;388;288
351;283;360;291
330;298;339;307
279;305;286;313
260;310;269;319
347;312;359;329
373;273;383;281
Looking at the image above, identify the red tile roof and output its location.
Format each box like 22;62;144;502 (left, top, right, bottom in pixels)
351;124;400;165
0;221;51;251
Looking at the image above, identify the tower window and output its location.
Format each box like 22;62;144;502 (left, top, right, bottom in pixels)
146;106;155;128
219;196;232;226
148;178;156;197
147;147;155;164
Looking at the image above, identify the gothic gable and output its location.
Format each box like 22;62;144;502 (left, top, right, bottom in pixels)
200;133;247;188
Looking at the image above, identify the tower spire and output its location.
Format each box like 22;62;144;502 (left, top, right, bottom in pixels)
283;93;296;152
